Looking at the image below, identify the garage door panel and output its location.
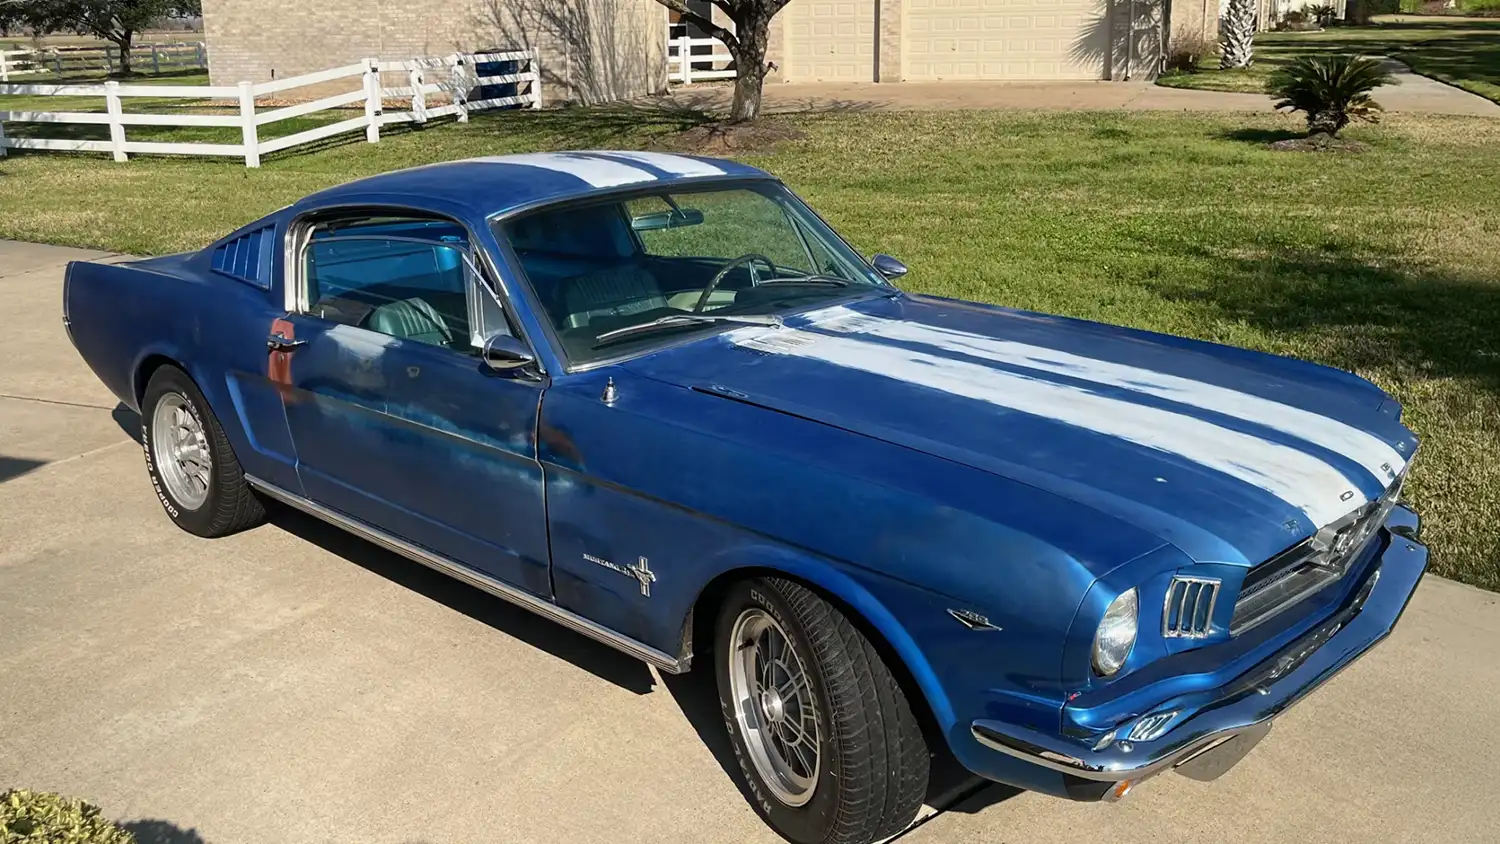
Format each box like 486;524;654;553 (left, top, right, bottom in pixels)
905;0;1107;80
784;0;876;82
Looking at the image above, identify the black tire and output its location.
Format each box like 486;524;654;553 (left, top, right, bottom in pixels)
141;365;265;538
715;577;929;844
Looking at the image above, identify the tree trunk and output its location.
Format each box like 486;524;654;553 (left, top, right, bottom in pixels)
1221;0;1256;70
114;31;133;76
726;15;769;123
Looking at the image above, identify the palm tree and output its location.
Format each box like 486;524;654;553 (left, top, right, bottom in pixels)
1221;0;1257;69
1268;55;1397;138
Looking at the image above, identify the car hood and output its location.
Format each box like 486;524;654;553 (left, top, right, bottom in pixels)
622;294;1418;568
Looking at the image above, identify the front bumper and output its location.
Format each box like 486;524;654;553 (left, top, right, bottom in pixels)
966;507;1427;792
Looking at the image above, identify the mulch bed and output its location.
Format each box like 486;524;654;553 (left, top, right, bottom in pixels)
653;121;807;155
1269;134;1370;153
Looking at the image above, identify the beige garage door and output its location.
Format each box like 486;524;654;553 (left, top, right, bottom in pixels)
905;0;1107;81
783;0;876;82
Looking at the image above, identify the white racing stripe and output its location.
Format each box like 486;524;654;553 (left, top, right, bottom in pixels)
732;322;1369;528
602;151;726;178
485;152;656;188
800;306;1407;487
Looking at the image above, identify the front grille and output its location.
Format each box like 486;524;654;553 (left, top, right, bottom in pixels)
1230;550;1346;635
1230;479;1403;636
1163;576;1220;638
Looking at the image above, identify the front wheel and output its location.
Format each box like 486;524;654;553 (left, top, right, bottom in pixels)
715;578;929;844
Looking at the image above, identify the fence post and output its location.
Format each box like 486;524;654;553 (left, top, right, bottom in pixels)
678;32;692;84
0;116;8;159
238;80;260;168
104;81;128;162
452;55;468;123
53;53;63;76
196;41;206;68
409;67;426;124
104;46;113;75
151;44;160;75
363;58;381;143
0;52;9;83
530;51;542;109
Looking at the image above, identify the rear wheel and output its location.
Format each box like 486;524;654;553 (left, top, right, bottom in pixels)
141;365;265;538
715;577;929;844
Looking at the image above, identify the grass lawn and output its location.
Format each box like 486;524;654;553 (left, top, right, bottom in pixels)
1159;15;1500;103
0;107;1498;590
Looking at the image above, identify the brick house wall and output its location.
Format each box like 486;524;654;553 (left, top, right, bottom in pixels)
202;0;668;104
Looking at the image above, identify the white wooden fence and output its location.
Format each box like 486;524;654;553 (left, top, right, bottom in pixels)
0;41;206;81
667;24;736;84
0;49;46;82
0;50;540;167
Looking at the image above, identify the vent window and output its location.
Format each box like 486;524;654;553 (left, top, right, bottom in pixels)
211;226;275;288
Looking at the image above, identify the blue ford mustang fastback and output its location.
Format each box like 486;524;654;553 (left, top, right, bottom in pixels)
65;152;1427;844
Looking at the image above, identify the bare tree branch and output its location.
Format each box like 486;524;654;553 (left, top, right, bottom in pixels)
655;0;739;53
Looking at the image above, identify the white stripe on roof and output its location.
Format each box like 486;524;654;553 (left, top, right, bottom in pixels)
482;153;656;188
602;151;726;178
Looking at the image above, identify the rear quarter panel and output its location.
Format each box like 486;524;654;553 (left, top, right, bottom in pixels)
64;254;298;490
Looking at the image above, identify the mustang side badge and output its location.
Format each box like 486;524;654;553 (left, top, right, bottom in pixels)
947;608;1001;632
584;553;657;597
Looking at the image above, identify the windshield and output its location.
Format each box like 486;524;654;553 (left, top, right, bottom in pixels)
496;181;889;366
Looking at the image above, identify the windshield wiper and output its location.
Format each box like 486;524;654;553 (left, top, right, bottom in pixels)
594;313;784;347
756;274;850;287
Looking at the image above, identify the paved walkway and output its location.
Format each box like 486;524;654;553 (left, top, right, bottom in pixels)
4;239;1500;843
664;59;1500;117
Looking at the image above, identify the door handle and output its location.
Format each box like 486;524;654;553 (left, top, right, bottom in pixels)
267;332;306;352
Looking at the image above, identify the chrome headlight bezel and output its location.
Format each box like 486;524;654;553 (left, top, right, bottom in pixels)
1091;588;1139;677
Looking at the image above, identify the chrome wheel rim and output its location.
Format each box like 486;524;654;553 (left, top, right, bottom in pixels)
151;393;211;510
728;608;821;807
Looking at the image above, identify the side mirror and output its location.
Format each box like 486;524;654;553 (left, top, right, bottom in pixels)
481;333;537;375
871;254;909;280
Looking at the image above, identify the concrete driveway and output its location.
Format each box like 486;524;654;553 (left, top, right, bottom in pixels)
3;239;1500;843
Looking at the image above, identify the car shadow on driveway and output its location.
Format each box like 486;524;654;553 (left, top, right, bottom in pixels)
264;503;658;695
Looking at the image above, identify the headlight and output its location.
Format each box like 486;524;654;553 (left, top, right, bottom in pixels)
1092;588;1138;677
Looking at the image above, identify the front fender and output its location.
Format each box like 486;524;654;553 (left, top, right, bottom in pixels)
698;546;959;731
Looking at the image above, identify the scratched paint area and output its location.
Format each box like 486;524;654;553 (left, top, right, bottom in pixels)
727;307;1396;531
804;305;1408;484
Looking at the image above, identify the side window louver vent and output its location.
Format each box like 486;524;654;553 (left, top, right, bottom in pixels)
211;226;275;289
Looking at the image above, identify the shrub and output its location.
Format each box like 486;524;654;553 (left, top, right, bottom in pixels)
1308;4;1338;23
1268;54;1397;137
1164;34;1217;72
1;790;135;844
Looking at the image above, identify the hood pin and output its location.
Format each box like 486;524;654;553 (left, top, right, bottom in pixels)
601;377;619;406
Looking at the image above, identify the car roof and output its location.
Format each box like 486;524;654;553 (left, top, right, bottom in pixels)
296;151;775;219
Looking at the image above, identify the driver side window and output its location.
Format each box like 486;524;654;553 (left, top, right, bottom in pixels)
299;215;509;353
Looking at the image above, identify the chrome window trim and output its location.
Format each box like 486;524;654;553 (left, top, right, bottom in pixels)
246;475;689;673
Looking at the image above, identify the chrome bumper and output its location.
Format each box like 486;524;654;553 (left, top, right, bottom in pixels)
970;514;1427;785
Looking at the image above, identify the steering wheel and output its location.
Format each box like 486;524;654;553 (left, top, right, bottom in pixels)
693;253;777;313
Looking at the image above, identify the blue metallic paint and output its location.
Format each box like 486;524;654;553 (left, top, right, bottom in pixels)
62;154;1430;805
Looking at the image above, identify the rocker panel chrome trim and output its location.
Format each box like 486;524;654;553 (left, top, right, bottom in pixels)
246;476;690;674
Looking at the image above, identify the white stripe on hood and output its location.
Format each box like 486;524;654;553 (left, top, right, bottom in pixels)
802;305;1407;487
731;320;1371;529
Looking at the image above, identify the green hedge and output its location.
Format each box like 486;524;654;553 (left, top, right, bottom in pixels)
1;790;134;844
